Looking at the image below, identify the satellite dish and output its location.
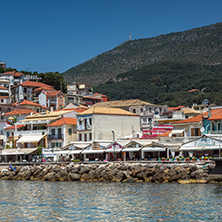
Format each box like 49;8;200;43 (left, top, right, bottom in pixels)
200;127;205;133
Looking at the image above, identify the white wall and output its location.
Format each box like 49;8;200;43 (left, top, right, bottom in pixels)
93;114;140;141
39;92;46;107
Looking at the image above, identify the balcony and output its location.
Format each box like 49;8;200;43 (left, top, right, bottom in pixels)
14;129;47;137
48;134;64;140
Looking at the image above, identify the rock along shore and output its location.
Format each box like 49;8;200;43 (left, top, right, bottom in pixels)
0;162;218;184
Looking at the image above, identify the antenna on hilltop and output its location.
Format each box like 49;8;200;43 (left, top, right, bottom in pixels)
129;32;132;41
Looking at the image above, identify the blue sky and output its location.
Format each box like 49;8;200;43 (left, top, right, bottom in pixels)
1;0;222;73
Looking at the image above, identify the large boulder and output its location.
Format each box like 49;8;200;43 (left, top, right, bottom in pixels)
68;173;81;181
55;169;68;181
15;170;32;180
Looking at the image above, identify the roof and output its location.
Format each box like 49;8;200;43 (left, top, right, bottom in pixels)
179;107;201;114
188;89;200;92
208;109;222;120
63;102;88;110
0;96;10;99
13;99;48;109
55;108;87;113
12;80;53;89
4;108;37;116
45;90;61;97
13;72;23;77
47;117;77;127
0;86;8;90
93;99;160;108
173;108;222;124
20;109;74;121
82;95;102;100
33;86;55;92
4;124;26;130
169;106;186;111
158;130;173;137
77;107;140;116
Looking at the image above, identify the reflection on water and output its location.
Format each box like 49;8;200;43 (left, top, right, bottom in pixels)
0;180;221;221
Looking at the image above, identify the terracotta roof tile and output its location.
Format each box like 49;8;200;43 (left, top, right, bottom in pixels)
174;108;222;124
47;117;77;127
13;81;53;88
5;124;25;130
46;90;61;97
0;86;8;90
4;109;37;116
78;107;139;116
158;130;173;137
93;99;158;108
13;99;49;109
208;109;222;120
33;86;55;92
13;72;23;77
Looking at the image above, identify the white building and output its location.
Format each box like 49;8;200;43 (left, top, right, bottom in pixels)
76;106;141;142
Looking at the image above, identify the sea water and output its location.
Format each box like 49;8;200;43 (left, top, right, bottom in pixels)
0;180;221;221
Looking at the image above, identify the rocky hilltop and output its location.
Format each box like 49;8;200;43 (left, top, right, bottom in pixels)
63;22;222;86
0;162;218;184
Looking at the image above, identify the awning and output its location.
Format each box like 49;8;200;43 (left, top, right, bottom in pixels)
69;150;82;154
54;150;71;155
142;147;166;152
2;148;38;156
202;146;221;150
16;134;45;143
82;150;105;154
122;147;141;152
180;146;203;151
105;148;122;153
170;129;185;136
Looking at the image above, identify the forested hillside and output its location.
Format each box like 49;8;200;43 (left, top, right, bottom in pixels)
63;22;222;86
94;62;222;107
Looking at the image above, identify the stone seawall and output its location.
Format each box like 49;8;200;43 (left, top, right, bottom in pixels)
0;162;217;184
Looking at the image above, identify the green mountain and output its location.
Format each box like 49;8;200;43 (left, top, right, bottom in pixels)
94;61;222;107
63;22;222;86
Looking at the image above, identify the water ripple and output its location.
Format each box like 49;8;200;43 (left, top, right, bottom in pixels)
0;181;221;221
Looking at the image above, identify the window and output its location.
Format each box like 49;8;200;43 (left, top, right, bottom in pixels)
132;109;136;113
60;97;62;101
218;123;222;131
24;88;27;93
89;118;92;125
51;142;55;148
89;133;92;141
56;142;58;147
51;129;55;135
69;128;72;135
140;108;143;113
1;99;3;103
84;133;87;141
6;132;10;137
79;134;82;141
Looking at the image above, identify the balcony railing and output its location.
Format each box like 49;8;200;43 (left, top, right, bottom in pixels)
14;129;47;137
48;134;64;140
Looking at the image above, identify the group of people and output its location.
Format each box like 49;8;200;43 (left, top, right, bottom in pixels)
8;165;16;172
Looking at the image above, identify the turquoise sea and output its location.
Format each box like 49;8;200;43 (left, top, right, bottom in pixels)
0;180;221;221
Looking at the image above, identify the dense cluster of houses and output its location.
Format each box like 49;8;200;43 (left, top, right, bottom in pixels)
0;70;222;162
